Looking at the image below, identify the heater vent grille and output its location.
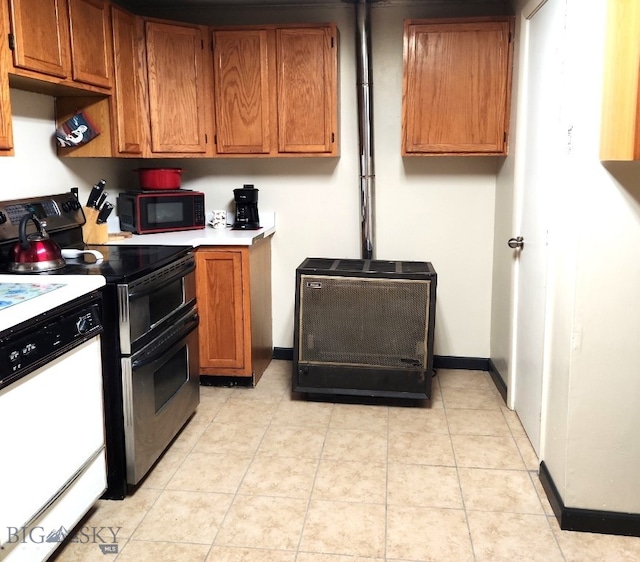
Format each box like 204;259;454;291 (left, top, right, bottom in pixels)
298;274;430;369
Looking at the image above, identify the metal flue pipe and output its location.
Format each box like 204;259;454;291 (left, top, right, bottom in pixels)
355;0;375;259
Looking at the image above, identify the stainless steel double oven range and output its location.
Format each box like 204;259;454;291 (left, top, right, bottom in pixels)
0;193;199;499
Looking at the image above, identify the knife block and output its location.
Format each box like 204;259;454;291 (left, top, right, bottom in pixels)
82;207;109;244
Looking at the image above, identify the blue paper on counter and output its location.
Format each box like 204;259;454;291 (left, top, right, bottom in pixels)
55;112;100;147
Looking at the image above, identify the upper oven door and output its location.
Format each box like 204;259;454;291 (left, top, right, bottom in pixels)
118;254;196;355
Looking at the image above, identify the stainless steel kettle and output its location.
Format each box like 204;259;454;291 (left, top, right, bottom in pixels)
8;213;66;272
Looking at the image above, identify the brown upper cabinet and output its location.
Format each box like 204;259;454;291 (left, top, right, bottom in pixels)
600;0;640;161
0;78;13;154
402;17;514;156
68;0;113;89
212;28;271;155
52;16;337;159
58;14;213;158
0;0;14;154
7;0;112;92
276;26;337;155
8;0;70;79
145;19;211;156
212;23;338;157
110;4;145;156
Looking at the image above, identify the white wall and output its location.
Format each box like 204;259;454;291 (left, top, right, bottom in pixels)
559;0;640;512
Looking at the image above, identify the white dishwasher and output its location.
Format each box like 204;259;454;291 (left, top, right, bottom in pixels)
0;291;106;562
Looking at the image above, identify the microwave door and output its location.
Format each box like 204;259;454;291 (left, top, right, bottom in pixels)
117;192;205;234
144;200;186;231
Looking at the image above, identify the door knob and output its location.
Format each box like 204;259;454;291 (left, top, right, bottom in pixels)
508;236;524;249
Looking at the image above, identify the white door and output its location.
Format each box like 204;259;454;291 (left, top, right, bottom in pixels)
511;0;566;455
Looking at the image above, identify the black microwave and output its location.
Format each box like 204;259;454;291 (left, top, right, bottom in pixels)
117;191;205;234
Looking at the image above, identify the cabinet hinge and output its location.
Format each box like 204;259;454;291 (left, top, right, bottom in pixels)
8;33;15;51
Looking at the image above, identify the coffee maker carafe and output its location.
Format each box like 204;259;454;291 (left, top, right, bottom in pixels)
232;184;260;230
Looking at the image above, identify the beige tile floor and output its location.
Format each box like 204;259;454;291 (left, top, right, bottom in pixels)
52;361;640;561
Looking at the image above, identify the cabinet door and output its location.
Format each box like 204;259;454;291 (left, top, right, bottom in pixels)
111;5;145;155
145;21;207;154
67;0;112;88
213;29;272;154
276;25;337;154
195;249;249;373
0;78;13;152
8;0;70;78
0;0;13;153
600;0;640;160
402;18;513;155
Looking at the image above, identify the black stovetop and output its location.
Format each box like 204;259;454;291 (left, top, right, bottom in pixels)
59;244;192;282
0;244;191;283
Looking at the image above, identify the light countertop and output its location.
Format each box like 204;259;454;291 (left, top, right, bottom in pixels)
105;212;275;247
0;275;106;333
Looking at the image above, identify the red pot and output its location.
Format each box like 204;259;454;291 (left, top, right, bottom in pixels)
136;168;183;190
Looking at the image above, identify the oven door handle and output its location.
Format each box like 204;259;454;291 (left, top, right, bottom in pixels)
131;312;198;370
126;257;195;301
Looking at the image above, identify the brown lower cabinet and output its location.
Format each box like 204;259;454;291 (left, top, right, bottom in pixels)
195;238;273;385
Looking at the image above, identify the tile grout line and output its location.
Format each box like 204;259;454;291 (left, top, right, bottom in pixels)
293;397;334;561
440;372;479;562
208;379;290;554
202;386;246;559
384;400;390;562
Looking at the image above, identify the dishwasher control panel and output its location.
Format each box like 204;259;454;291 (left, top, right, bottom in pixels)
0;300;102;390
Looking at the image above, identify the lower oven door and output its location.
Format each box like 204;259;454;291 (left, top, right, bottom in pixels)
121;308;199;485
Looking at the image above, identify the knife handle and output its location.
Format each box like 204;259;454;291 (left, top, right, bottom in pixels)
97;201;114;224
86;179;106;208
96;191;108;209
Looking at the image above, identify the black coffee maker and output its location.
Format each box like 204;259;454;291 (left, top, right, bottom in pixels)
232;184;260;230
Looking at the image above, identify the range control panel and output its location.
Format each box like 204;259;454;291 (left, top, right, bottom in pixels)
0;193;84;243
